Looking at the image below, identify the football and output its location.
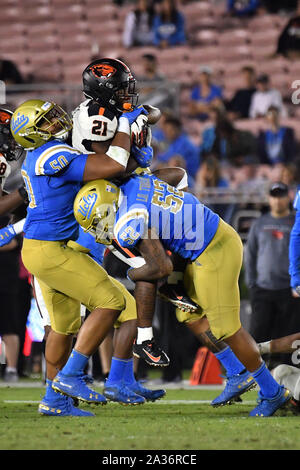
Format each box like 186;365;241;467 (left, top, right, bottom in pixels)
143;104;162;125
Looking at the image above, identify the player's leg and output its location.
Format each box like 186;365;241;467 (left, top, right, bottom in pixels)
104;277;165;404
187;220;291;417
22;239;125;405
272;364;300;412
176;313;256;405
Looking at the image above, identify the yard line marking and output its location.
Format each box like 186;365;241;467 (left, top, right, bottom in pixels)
3;399;257;405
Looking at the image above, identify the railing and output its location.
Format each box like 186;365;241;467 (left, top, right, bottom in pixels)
3;80;180;114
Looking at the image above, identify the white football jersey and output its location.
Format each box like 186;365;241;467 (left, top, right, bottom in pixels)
72;99;118;153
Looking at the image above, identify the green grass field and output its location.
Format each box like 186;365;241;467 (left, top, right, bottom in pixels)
1;382;300;451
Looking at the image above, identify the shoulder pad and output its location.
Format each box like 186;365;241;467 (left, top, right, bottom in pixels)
114;208;149;248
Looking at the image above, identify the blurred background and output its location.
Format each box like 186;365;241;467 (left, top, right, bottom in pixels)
1;0;300;385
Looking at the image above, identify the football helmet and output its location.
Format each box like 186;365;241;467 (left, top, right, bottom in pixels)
0;108;23;160
82;58;138;114
74;179;120;245
10;100;72;150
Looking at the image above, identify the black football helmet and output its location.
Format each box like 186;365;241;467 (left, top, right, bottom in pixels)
0;108;24;160
82;58;138;114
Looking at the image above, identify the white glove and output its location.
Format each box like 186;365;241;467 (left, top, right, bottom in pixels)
0;154;11;189
131;114;151;148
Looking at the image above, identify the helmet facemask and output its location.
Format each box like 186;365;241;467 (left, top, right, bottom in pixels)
34;104;72;142
112;78;139;112
90;202;118;245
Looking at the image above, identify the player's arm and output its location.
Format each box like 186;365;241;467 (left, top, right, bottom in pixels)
127;229;173;282
259;333;300;355
0;188;26;216
90;140;139;177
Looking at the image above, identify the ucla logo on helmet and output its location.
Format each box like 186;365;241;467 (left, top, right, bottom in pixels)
77;192;98;219
11;113;29;134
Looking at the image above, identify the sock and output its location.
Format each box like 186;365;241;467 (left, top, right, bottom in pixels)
6;366;17;373
215;347;246;376
44;379;61;401
105;357;129;386
252;361;281;398
123;358;136;386
137;327;153;344
61;349;89;376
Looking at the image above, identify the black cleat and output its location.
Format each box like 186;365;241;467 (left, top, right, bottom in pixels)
158;281;200;313
133;338;170;367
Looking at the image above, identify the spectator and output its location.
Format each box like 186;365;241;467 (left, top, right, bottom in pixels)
122;0;155;48
194;155;234;222
136;53;174;108
156;116;200;180
226;0;261;17
249;73;287;119
0;58;24;85
200;111;258;167
257;106;296;166
245;182;299;368
262;0;298;14
226;66;257;119
152;0;186;48
188;66;224;122
276;11;300;60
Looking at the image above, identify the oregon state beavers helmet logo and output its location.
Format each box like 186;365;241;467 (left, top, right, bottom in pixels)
0;111;11;125
89;64;117;79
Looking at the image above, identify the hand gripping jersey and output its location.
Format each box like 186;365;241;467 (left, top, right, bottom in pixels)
114;173;220;261
72;99;118;153
289;189;300;288
22;140;88;241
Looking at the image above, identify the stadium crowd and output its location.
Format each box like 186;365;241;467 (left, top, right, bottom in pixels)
0;0;300;387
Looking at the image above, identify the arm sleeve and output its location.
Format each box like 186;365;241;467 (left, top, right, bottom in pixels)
245;221;258;288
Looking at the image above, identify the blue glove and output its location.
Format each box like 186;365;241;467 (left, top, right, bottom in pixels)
0;224;16;247
121;105;148;126
131;144;153;168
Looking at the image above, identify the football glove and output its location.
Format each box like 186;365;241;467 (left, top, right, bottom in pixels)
0;224;16;247
131;114;151;148
121;105;148;126
131;144;153;168
295;286;300;297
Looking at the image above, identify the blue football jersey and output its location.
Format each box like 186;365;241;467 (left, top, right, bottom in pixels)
114;174;220;261
22;140;89;241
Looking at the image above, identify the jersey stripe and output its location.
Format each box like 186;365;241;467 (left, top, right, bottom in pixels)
35;144;81;175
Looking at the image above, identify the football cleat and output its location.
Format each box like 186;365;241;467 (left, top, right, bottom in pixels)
211;370;256;407
52;372;107;405
249;386;291;417
158;282;200;313
38;395;95;417
133;338;170;367
103;383;145;405
127;381;166;402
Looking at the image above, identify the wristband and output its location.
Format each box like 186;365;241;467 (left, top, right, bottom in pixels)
117;116;130;135
106;146;130;168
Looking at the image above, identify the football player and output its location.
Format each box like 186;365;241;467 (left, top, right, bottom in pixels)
10;97;150;415
0;107;165;411
72;57;198;365
74;173;292;417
